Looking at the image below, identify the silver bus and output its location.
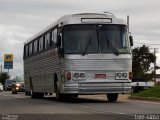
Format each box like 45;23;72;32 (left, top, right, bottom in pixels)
24;13;133;102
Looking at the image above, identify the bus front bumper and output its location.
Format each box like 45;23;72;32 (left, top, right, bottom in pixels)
61;82;131;94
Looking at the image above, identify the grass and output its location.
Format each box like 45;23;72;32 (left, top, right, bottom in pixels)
132;85;160;98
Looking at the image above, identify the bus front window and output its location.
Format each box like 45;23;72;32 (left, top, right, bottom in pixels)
63;25;98;54
99;25;130;54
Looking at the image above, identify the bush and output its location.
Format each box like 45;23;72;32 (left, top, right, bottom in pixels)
155;81;160;86
0;72;10;85
132;85;160;98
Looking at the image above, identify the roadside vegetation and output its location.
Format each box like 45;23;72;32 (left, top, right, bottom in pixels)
132;45;157;81
131;45;160;99
132;84;160;98
0;72;10;85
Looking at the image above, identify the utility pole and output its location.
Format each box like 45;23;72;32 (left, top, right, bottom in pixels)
0;64;2;74
127;15;129;32
8;69;9;76
153;48;158;83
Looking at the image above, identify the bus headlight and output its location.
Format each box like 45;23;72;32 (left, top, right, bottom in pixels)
73;73;79;79
80;73;85;79
129;72;133;80
115;72;128;80
73;72;85;80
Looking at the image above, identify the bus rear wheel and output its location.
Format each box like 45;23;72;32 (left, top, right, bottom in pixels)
31;89;37;99
71;94;78;98
31;89;44;99
107;93;118;102
25;91;30;96
37;93;44;99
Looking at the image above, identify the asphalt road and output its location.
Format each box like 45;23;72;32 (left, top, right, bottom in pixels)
0;91;160;120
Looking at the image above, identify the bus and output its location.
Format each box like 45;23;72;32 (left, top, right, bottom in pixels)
24;12;133;102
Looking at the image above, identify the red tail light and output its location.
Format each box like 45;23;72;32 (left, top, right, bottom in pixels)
66;72;71;80
129;72;133;80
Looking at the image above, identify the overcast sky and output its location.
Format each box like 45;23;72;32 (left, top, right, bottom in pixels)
0;0;160;78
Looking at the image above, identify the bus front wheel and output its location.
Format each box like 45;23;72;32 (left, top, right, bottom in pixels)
56;92;65;101
107;93;118;102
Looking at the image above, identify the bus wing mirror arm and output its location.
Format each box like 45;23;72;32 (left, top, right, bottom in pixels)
57;36;61;47
129;36;133;46
58;48;64;58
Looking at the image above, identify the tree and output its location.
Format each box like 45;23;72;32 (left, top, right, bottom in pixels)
0;72;10;85
132;45;156;81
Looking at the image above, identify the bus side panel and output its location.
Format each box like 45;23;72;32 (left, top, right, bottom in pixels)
24;48;59;93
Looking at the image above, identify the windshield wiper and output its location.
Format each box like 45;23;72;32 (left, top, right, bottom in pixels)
105;33;119;56
82;32;91;56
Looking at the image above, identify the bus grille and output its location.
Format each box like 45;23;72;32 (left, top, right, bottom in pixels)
65;59;131;71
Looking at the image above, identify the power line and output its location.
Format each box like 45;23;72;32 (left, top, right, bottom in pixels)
134;42;160;45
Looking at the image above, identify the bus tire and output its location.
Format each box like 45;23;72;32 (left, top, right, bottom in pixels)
107;93;118;102
37;93;44;99
55;83;66;101
54;74;67;101
56;92;65;101
25;91;29;96
31;89;37;99
71;94;78;98
28;92;31;96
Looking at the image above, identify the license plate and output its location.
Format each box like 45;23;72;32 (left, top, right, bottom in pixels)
95;74;106;79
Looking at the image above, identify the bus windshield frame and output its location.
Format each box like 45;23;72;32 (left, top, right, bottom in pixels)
63;24;131;55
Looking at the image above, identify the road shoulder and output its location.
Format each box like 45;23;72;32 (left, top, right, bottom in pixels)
128;96;160;102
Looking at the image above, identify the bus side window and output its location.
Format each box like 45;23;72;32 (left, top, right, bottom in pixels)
34;40;38;54
25;45;29;57
29;42;33;56
39;36;44;51
45;32;50;49
51;29;57;46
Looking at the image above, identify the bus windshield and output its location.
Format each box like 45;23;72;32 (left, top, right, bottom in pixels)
63;25;98;54
63;24;130;54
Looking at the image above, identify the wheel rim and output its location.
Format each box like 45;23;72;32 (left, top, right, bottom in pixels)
31;89;33;95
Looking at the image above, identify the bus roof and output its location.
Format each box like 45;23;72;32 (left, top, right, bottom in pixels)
24;12;127;44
